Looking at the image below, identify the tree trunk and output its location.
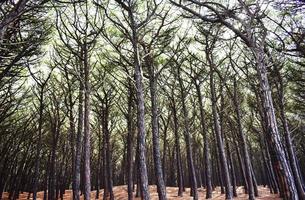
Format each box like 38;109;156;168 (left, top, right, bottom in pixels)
171;96;184;197
275;69;305;199
132;29;150;200
177;67;198;199
33;87;45;200
209;65;232;200
73;55;84;200
103;101;114;200
254;47;298;199
146;54;166;200
126;83;135;200
194;81;212;199
83;42;91;200
233;79;255;200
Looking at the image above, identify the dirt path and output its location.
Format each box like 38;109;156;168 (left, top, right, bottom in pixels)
2;185;280;200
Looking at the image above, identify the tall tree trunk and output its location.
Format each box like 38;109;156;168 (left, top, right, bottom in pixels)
83;42;91;200
73;60;84;200
131;23;150;200
33;87;45;200
126;83;135;200
171;96;184;197
226;140;237;197
103;102;114;200
275;69;305;199
254;46;297;199
194;81;212;199
233;79;255;200
209;65;232;200
177;67;198;199
146;55;166;200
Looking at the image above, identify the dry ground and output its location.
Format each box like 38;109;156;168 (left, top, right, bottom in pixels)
2;185;280;200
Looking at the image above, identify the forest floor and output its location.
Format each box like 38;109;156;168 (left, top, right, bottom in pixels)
2;185;280;200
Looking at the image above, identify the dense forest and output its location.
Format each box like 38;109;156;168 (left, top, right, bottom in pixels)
1;0;305;200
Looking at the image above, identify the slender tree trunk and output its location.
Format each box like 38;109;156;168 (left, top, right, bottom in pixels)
194;81;212;199
209;65;232;200
126;83;135;200
83;42;91;200
171;97;184;197
146;55;166;200
33;88;45;200
103;103;114;200
103;134;109;200
74;58;84;200
177;67;198;199
226;140;237;197
275;69;305;199
233;79;255;200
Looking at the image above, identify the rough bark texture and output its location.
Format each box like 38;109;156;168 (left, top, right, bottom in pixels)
131;20;150;200
255;48;298;199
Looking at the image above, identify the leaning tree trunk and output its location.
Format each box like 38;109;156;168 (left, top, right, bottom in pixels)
275;69;305;199
254;47;298;199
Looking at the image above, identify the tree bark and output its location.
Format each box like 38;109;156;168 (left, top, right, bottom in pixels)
73;60;84;200
233;79;255;200
171;95;184;197
177;67;198;199
131;17;150;200
126;82;135;200
83;42;91;200
33;87;45;200
209;65;232;200
146;54;167;200
194;81;212;199
274;68;305;199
